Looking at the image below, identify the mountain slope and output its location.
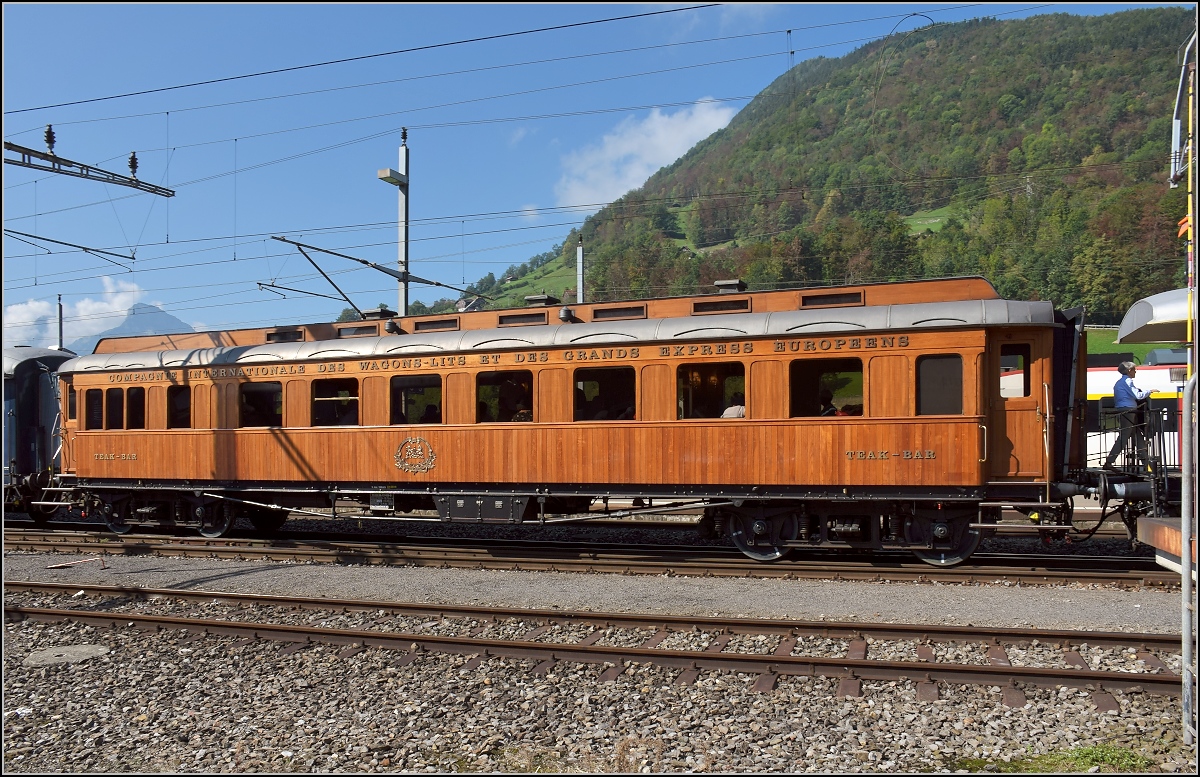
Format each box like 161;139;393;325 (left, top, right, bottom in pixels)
68;303;194;355
455;7;1191;321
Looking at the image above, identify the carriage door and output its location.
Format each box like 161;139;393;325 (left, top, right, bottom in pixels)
987;331;1047;479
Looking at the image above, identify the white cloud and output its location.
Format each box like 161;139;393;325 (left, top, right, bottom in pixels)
554;99;736;210
3;277;144;348
509;127;528;146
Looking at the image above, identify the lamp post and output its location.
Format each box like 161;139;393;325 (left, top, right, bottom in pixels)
377;128;410;316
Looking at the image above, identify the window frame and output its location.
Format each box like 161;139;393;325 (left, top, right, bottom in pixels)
126;386;147;429
788;357;864;418
915;354;964;416
475;369;534;423
84;388;103;430
104;387;125;430
675;361;746;420
389;374;443;425
311;377;360;427
573;366;637;422
167;385;192;429
999;343;1032;399
239;381;284;428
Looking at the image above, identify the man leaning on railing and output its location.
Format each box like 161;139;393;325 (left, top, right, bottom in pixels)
1103;361;1150;472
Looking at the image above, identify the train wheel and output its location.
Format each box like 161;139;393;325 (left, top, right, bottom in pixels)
729;513;798;562
104;503;132;535
198;504;235;538
911;517;982;567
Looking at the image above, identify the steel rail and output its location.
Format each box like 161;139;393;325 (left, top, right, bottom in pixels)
3;597;1181;697
3;530;1177;586
4;581;1183;649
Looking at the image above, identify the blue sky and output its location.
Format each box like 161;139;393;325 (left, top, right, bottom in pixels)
2;3;1187;348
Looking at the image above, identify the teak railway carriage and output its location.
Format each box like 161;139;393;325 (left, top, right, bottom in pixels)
53;277;1168;566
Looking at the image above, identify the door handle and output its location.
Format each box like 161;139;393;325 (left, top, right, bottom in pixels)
978;424;988;463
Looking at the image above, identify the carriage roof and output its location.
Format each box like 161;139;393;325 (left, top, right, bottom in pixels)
4;346;75;378
57;297;1055;375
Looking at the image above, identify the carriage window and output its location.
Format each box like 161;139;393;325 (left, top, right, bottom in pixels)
167;385;191;429
917;355;962;415
312;378;359;426
789;358;863;417
126;387;146;429
391;375;442;424
84;389;103;430
574;367;636;421
676;362;745;419
239;382;283;427
999;344;1031;398
477;370;533;422
68;387;77;420
105;388;125;430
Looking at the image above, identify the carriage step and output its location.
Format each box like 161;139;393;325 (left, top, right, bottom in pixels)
969;523;1074;531
978;502;1058;508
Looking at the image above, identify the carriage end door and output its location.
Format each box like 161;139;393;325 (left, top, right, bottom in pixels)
987;332;1048;479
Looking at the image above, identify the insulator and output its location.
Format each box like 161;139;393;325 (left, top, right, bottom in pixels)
44;125;56;154
128;151;138;178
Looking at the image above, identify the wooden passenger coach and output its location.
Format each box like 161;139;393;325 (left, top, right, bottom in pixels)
56;277;1089;565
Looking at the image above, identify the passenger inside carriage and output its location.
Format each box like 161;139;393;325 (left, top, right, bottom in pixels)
419;404;441;424
720;392;746;418
819;388;838;416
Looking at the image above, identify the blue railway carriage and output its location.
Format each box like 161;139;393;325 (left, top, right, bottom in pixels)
4;346;74;520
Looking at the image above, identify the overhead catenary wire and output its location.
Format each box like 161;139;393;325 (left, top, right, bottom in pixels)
3;156;1168;289
4;4;991;121
3;4;722;115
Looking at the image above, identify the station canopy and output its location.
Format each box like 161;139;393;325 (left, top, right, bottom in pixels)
1116;287;1193;344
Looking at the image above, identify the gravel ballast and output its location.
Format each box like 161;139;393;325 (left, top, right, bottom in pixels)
3;551;1195;773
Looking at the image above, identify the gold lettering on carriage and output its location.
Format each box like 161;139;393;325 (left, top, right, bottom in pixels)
109;371;179;383
844;449;936;460
566;348;640;361
775;336;909;353
360;356;467;371
658;343;751;357
94;453;137;460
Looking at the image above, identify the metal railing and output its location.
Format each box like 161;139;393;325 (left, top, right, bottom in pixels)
1093;405;1182;473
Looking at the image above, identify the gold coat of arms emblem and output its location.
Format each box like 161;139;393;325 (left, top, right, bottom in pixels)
394;437;436;473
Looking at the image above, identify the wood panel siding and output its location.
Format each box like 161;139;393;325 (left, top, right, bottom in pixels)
193;385;209;430
71;416;983;488
444;372;473;425
537;368;570;423
147;385;166;430
869;355;909;418
640;364;673;421
285;379;307;428
361;376;387;427
747;360;782;419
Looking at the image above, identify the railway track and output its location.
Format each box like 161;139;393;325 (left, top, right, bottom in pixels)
4;528;1177;587
4;581;1183;709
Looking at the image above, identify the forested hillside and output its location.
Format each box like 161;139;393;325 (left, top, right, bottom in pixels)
433;7;1192;322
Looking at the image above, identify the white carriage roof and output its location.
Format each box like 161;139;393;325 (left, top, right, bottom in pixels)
4;346;76;378
1116;288;1193;344
57;297;1056;374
